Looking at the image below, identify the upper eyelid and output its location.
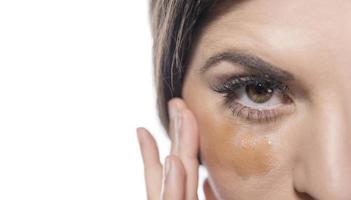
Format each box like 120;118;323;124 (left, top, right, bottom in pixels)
212;74;290;94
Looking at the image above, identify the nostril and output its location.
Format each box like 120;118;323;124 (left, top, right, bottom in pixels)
295;189;316;200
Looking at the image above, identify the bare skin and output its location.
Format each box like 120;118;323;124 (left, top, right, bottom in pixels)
138;0;351;199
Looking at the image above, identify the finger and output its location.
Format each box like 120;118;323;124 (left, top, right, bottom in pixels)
179;109;200;200
137;127;163;200
168;99;200;200
161;155;186;200
167;98;187;147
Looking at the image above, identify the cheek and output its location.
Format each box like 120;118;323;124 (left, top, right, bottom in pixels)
192;103;276;178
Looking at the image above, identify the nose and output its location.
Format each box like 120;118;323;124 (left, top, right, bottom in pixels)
293;100;351;200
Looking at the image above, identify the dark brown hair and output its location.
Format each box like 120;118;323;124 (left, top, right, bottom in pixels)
150;0;217;132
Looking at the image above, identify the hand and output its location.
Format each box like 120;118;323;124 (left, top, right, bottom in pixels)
136;98;201;200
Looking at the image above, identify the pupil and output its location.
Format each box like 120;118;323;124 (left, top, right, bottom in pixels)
245;82;273;103
255;83;271;94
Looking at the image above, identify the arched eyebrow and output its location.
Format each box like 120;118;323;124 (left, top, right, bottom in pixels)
199;50;295;81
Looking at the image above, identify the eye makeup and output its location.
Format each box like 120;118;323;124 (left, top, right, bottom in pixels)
200;50;297;123
211;73;295;123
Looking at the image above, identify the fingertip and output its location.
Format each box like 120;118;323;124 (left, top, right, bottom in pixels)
163;155;186;180
136;127;159;159
136;126;144;133
167;155;186;176
136;127;153;141
167;154;180;163
136;126;143;138
136;127;148;146
168;97;187;111
137;129;162;180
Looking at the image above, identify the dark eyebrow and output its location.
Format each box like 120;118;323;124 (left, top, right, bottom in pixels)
199;50;295;81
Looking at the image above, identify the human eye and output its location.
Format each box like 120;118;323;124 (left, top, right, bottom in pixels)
211;74;295;123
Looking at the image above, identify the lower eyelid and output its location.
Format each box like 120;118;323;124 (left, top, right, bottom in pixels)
229;101;295;123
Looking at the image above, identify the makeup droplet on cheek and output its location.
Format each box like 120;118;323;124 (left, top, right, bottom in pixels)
201;120;276;179
188;95;277;179
230;130;275;178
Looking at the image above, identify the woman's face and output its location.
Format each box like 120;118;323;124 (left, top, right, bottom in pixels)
182;0;351;199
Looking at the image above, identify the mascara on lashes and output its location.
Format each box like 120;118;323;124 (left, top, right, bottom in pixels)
211;74;293;123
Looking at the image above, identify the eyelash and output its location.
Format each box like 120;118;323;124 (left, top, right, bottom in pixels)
212;74;293;123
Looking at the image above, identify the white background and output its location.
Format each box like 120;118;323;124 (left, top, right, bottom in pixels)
0;1;205;199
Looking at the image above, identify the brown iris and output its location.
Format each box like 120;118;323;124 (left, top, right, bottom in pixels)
245;82;274;103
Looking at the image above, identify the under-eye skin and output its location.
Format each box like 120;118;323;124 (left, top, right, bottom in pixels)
211;74;294;124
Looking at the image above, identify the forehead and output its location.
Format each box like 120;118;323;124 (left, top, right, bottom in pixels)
190;0;351;87
207;0;351;35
